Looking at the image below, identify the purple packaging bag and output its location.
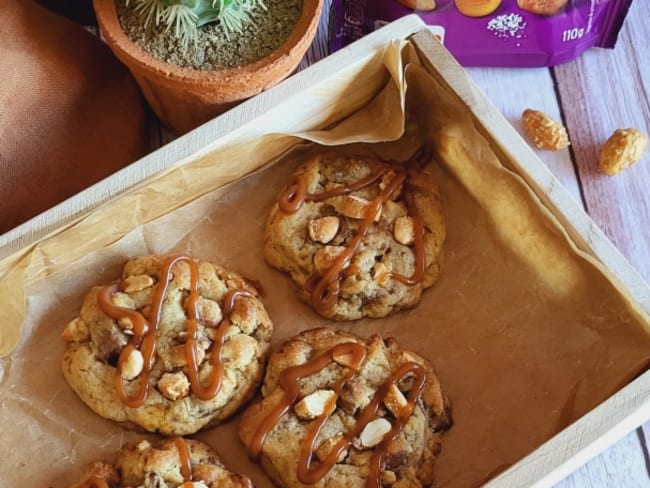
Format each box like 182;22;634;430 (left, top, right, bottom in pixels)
329;0;634;67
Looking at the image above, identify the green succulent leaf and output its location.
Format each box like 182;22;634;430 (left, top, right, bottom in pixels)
131;0;264;45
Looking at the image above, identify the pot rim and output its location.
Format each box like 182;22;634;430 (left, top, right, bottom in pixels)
93;0;323;83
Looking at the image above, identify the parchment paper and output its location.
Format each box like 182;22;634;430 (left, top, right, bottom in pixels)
1;40;649;487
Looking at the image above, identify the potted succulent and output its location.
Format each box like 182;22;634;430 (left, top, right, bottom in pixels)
94;0;323;134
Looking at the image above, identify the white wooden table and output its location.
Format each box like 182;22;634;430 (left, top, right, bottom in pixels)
124;0;650;485
296;1;650;486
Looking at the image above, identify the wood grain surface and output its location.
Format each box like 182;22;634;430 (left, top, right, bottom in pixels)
549;2;650;482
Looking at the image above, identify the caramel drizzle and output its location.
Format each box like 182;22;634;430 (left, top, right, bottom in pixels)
246;343;427;487
361;362;427;488
98;255;253;407
186;287;254;401
247;343;367;460
277;153;428;314
174;437;194;485
278;168;391;214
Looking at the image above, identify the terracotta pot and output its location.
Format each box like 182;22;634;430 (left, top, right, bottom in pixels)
93;0;323;134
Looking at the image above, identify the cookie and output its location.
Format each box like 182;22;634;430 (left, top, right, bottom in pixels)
61;254;273;436
69;437;253;488
239;328;452;488
516;0;569;16
264;150;446;320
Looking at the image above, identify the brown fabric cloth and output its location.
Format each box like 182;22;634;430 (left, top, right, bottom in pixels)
0;1;149;234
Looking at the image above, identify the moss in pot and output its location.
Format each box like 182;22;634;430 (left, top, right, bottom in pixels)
93;0;323;134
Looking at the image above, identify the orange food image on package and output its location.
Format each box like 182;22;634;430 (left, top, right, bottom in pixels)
396;0;437;10
455;0;502;17
517;0;570;16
